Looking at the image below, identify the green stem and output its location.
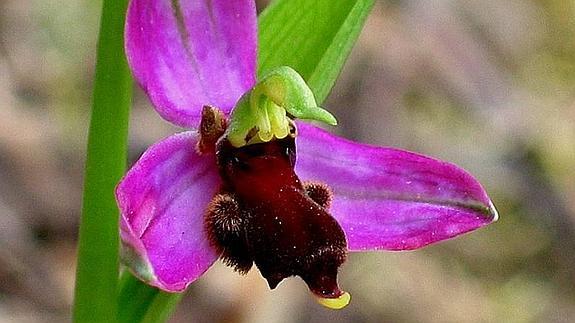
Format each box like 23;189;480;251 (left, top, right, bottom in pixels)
118;272;183;323
72;0;132;321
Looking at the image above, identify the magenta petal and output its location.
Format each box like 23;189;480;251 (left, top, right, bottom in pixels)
126;0;257;127
116;132;221;291
295;124;498;251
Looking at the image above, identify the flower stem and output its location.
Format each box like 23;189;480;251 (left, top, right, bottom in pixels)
72;0;131;321
118;272;183;323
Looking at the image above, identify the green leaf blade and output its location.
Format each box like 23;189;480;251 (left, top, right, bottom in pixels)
72;0;132;321
258;0;375;104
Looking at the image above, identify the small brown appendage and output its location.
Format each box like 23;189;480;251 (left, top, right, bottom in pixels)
303;181;333;209
197;105;227;154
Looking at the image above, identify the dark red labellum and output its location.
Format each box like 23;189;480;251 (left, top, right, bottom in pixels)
205;133;348;299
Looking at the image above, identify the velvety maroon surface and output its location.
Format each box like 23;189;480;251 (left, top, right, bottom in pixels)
215;137;347;298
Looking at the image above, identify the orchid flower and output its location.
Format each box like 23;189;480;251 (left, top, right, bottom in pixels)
116;0;498;310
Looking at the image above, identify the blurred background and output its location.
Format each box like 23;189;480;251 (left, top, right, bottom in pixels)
1;0;575;322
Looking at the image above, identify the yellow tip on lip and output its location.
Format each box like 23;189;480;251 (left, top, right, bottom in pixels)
315;292;351;310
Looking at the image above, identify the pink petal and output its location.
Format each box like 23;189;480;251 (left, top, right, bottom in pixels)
116;132;221;291
126;0;257;127
295;124;498;251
